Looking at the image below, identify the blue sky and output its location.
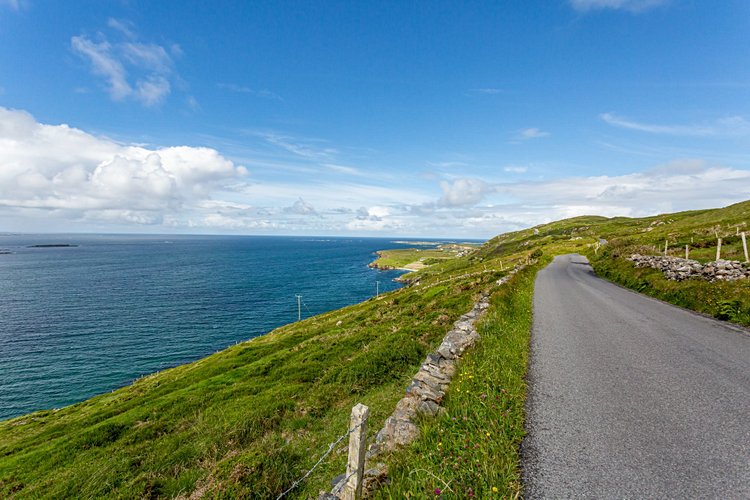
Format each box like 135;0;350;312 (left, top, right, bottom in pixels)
0;0;748;237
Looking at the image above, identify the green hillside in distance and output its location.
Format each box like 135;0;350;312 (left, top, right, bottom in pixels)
1;200;747;498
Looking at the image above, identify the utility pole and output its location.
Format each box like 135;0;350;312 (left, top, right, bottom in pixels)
376;281;380;297
295;294;302;321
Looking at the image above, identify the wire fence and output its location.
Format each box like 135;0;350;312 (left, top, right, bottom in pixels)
276;420;365;500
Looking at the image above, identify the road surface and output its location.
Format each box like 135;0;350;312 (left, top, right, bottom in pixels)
523;254;750;499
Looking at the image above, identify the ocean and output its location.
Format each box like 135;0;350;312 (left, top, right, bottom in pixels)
0;234;426;421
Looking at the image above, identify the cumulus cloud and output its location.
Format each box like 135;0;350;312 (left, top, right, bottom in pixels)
2;108;749;238
601;113;750;137
0;107;245;225
284;197;319;216
71;21;180;106
347;206;400;231
398;159;750;237
569;0;669;12
438;178;492;207
496;159;750;219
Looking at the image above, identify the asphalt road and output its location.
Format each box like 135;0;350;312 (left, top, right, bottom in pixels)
523;254;750;499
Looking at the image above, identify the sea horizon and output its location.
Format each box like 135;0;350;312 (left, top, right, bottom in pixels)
0;234;480;421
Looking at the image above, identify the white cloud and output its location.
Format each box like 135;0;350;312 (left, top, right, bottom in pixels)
347;206;400;231
260;132;339;160
217;83;283;101
504;166;528;173
71;36;131;100
323;163;362;176
400;159;750;237
121;42;174;74
71;21;181;107
601;113;750;136
496;159;750;218
135;76;171;106
0;107;245;225
569;0;669;12
438;178;492;207
468;88;505;95
426;160;470;169
107;18;135;39
2;108;748;238
284;197;319;216
515;128;550;140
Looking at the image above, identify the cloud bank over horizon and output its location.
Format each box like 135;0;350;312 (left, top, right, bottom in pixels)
1;107;748;238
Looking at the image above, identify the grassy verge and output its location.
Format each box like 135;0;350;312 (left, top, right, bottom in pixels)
0;263;502;499
376;259;546;498
589;250;750;326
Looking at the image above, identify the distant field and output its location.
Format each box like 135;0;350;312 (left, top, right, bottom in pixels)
370;244;477;271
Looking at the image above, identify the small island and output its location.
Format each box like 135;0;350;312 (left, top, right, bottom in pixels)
27;244;79;248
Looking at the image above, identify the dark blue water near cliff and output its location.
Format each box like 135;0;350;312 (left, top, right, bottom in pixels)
0;235;416;420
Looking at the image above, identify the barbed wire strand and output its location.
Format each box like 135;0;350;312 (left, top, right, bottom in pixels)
276;422;363;500
331;467;360;495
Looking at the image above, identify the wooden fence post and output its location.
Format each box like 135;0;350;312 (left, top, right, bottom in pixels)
742;232;748;263
664;240;668;257
685;245;689;260
341;404;369;500
716;238;722;261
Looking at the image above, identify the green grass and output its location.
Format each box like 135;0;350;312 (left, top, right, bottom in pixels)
2;199;748;499
582;200;750;327
376;259;546;499
475;199;750;326
370;245;475;270
590;249;750;326
0;265;501;498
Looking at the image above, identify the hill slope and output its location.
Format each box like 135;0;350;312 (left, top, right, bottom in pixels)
1;200;747;498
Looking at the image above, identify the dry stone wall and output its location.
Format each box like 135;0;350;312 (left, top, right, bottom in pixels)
627;254;750;282
321;265;523;498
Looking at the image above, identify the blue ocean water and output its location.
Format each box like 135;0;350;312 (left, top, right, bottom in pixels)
0;235;420;421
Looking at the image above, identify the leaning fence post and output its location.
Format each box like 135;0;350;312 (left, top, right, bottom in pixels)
742;232;749;263
341;404;369;500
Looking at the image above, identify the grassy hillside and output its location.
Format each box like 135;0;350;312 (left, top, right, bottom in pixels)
0;244;512;498
377;200;749;496
473;200;750;326
2;200;747;499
